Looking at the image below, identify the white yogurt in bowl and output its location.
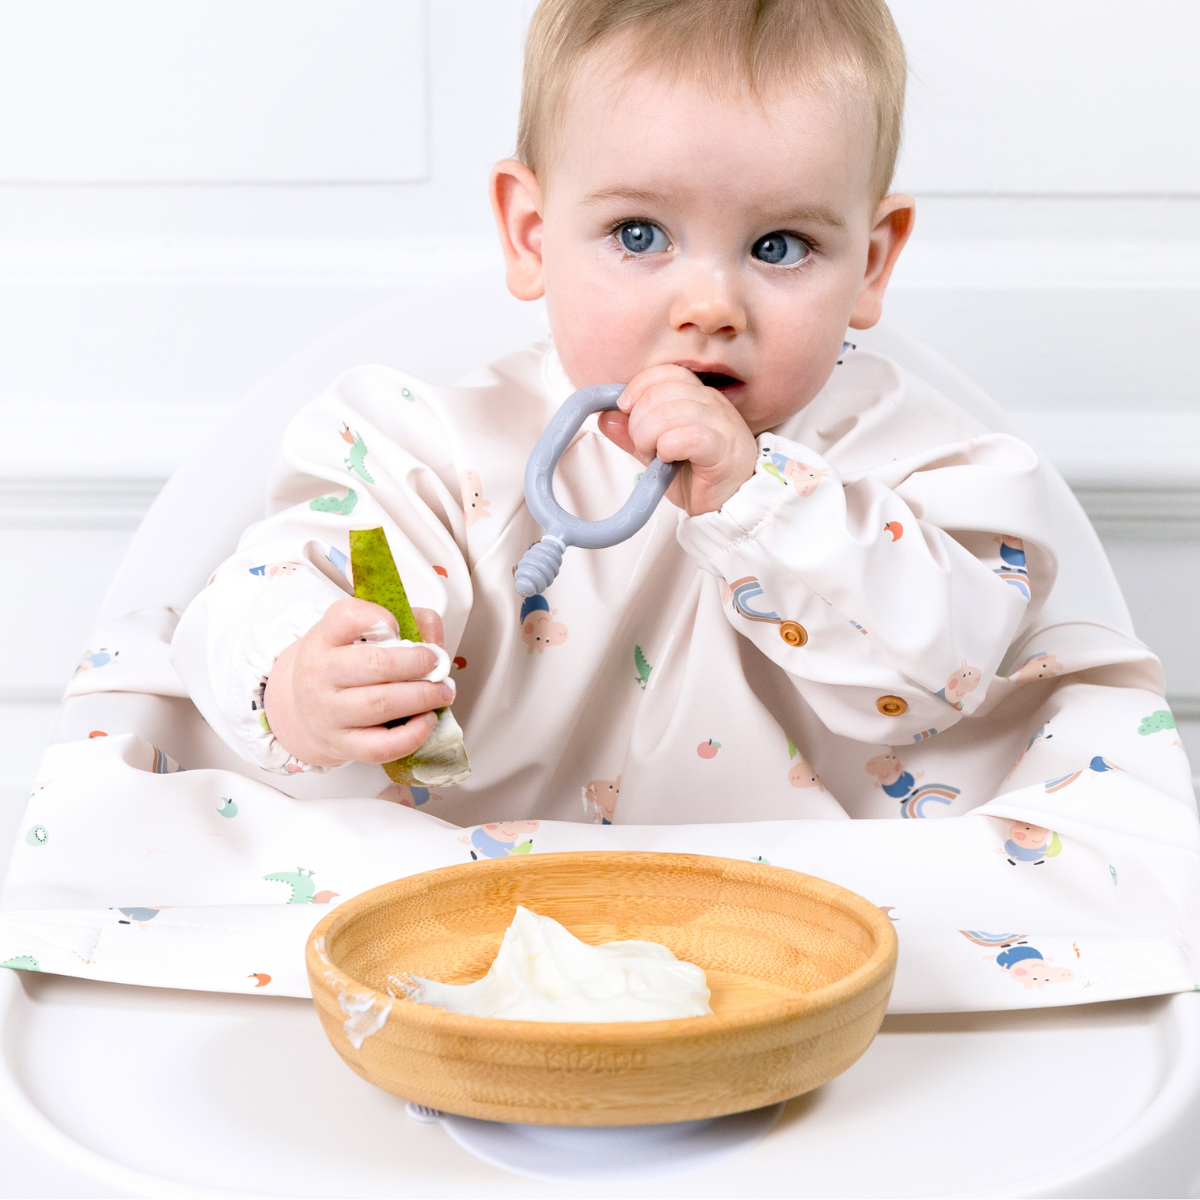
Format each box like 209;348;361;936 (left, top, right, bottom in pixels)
396;906;712;1022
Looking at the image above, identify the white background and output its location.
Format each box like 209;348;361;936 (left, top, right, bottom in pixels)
0;0;1196;803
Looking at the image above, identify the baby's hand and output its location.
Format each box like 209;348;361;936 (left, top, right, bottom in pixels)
597;364;757;515
263;598;454;767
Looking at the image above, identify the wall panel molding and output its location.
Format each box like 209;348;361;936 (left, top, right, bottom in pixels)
887;239;1200;421
0;690;64;706
0;234;1194;406
0;480;164;531
5;425;1199;542
893;239;1200;289
1067;489;1200;541
1;232;1197;540
4;234;1189;416
4;233;1190;293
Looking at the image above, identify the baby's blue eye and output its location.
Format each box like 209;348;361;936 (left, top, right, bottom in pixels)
752;232;808;266
618;222;669;254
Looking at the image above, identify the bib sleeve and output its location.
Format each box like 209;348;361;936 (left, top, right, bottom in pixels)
170;365;473;774
677;430;1057;744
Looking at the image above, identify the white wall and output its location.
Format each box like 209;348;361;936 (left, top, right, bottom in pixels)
0;0;1196;799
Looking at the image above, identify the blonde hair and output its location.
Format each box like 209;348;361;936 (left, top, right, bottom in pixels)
518;0;906;202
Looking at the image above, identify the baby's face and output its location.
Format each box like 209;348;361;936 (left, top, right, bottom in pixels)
525;60;910;432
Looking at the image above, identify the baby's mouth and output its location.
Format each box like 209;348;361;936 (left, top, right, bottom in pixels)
694;370;743;391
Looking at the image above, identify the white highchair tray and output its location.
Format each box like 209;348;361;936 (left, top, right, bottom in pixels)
1;969;1198;1198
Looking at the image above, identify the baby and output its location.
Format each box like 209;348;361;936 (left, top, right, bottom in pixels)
171;0;1168;829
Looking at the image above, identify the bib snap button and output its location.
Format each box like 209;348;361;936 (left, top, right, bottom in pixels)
779;621;807;647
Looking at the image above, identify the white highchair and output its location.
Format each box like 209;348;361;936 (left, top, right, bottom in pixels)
1;274;1198;1198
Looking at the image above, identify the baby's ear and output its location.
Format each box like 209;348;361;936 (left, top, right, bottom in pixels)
849;193;916;330
490;159;545;301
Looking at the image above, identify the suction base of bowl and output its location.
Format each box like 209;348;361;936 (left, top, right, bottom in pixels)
406;1099;785;1182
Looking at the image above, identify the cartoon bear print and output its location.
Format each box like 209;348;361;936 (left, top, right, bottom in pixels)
583;776;620;824
935;661;982;710
995;822;1061;866
865;748;959;817
865;749;920;799
460;469;491;527
994;944;1074;990
1007;652;1064;684
460;821;539;859
787;755;826;791
520;594;568;654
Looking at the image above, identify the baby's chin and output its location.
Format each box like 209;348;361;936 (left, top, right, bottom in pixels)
743;390;820;435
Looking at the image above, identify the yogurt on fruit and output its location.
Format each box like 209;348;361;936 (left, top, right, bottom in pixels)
398;906;712;1022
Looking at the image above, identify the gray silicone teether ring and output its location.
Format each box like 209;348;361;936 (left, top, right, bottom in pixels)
515;384;680;597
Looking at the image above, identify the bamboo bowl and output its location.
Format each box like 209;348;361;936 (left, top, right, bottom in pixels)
307;851;897;1126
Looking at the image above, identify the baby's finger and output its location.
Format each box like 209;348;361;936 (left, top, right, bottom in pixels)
339;711;439;764
330;642;444;687
596;410;639;459
635;376;722;416
336;679;456;728
620;363;699;412
316;598;397;648
654;421;728;470
626;394;710;462
411;607;445;648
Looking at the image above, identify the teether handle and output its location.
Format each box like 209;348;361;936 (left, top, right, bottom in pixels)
516;384;679;596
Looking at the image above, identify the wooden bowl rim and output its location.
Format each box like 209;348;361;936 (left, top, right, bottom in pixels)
307;851;898;1043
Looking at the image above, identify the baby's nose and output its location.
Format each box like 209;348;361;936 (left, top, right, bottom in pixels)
669;271;746;337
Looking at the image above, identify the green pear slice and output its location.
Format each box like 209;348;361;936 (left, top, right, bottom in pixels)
349;526;471;787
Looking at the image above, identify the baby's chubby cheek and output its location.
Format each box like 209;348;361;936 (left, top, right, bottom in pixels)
541;255;659;388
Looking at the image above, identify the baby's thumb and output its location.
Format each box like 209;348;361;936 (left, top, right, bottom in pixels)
597;410;639;459
411;607;445;648
319;597;398;646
